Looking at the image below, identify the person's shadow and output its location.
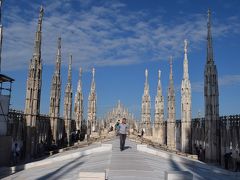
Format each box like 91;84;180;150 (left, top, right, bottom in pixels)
123;146;132;151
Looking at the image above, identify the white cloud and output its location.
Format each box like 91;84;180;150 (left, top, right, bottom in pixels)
219;75;240;86
1;0;240;71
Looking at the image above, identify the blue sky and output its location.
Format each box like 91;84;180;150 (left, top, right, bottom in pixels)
1;0;240;121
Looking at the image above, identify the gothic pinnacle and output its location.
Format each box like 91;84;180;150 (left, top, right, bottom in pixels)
55;37;61;74
79;67;82;80
144;68;149;94
92;67;95;79
38;6;44;31
169;56;173;81
158;70;161;81
34;6;44;56
157;70;162;92
91;67;96;92
145;69;148;80
184;39;188;58
57;37;61;59
77;67;82;92
67;54;72;83
184;39;189;80
207;9;214;63
156;69;163;97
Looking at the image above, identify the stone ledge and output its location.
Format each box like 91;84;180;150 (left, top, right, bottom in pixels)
164;171;193;180
79;172;106;180
3;144;112;175
137;144;240;177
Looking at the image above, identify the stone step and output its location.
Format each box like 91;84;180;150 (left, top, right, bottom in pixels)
107;170;162;180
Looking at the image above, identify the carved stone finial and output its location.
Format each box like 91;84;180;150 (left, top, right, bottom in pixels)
207;9;211;21
92;68;95;78
169;56;173;66
67;54;72;82
184;39;188;54
69;54;72;65
79;67;82;77
169;56;173;80
38;5;44;25
58;37;61;49
158;70;161;80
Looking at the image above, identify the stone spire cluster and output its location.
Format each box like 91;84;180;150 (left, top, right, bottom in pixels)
63;55;73;144
74;67;83;131
20;5;223;163
24;6;44;157
167;57;176;149
49;37;62;144
141;69;151;136
88;68;97;133
204;9;220;163
181;39;192;153
154;70;164;144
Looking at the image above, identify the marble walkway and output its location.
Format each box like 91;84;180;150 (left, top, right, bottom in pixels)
2;138;239;180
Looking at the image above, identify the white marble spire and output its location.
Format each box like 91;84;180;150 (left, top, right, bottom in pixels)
167;56;176;149
63;54;73;145
181;39;192;153
74;67;83;131
49;37;62;143
154;69;164;144
144;69;149;95
141;69;151;136
24;5;44;159
24;6;44;127
88;68;97;133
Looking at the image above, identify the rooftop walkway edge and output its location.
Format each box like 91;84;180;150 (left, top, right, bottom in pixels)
136;141;240;178
0;143;112;176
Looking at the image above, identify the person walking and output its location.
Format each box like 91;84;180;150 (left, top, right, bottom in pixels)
119;118;128;151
